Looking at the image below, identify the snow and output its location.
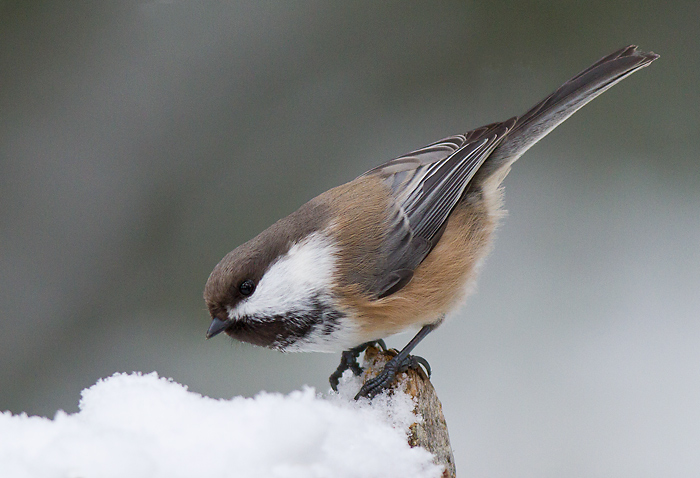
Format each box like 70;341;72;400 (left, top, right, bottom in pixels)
0;372;443;478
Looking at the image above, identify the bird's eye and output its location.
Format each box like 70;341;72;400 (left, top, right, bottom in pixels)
239;279;255;296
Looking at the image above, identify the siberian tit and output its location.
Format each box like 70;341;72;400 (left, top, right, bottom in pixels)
204;45;658;399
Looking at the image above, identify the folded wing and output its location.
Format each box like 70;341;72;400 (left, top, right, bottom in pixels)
363;119;515;298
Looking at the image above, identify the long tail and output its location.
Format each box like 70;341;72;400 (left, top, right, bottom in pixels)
480;45;658;179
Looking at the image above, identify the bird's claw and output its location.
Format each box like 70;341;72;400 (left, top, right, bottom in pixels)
329;340;388;391
329;351;363;391
400;354;431;377
354;353;431;400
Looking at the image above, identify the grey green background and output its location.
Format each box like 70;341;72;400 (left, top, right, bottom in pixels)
2;1;699;476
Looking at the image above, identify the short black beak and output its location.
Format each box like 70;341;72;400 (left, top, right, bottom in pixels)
206;317;229;339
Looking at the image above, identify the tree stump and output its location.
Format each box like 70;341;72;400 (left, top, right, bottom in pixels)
361;345;456;478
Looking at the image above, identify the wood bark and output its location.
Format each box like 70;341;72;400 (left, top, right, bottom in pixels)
361;346;456;478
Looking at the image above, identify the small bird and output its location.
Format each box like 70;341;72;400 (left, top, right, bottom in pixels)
204;45;658;399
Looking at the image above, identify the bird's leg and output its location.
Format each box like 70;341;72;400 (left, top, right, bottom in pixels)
355;323;436;400
329;339;387;391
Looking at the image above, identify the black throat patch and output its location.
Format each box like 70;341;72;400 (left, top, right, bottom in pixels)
225;294;345;351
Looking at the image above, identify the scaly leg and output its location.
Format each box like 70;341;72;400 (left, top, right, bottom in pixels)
355;324;436;399
329;339;387;391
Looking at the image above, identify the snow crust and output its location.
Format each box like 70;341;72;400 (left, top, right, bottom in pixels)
0;372;442;478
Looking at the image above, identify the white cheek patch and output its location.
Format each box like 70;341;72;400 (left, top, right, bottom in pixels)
229;233;337;320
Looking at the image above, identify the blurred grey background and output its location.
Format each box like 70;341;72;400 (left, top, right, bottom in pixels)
1;1;698;476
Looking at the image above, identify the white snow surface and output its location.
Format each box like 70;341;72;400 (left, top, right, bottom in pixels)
0;372;442;478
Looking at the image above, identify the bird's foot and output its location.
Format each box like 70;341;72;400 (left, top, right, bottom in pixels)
329;340;387;391
354;353;431;400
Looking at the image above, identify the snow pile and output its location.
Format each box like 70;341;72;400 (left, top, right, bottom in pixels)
0;372;442;478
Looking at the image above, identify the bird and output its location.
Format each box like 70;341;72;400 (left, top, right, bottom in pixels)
203;45;658;399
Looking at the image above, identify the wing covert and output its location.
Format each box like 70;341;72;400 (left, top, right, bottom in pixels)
363;119;515;298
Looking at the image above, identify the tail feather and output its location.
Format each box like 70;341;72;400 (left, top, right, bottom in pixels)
481;45;658;178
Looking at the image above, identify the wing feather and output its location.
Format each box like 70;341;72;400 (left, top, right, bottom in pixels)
362;119;515;298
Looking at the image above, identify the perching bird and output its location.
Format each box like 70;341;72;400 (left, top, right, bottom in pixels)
204;45;658;399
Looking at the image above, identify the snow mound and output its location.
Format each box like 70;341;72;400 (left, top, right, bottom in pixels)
0;372;442;478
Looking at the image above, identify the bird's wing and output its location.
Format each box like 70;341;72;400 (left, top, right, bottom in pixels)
363;119;515;298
